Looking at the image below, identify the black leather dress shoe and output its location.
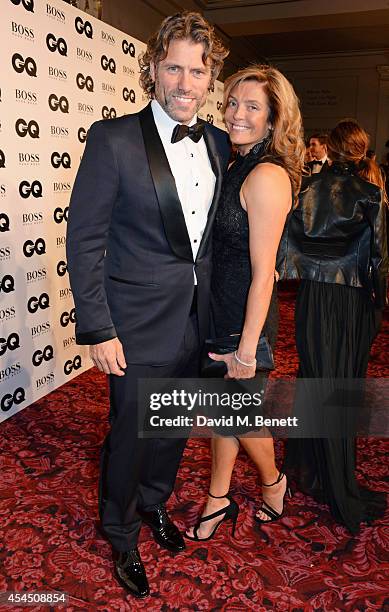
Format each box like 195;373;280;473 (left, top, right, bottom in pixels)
139;504;186;553
114;548;150;598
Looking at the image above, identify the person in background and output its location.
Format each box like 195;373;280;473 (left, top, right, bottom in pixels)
67;11;230;598
280;119;388;534
308;132;329;173
185;64;305;541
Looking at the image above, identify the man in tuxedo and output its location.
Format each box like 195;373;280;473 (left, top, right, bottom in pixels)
66;11;230;598
308;132;329;173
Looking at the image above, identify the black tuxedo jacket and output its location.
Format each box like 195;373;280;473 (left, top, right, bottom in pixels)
66;103;231;365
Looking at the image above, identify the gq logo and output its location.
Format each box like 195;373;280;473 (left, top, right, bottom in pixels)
217;101;223;111
0;150;5;168
0;213;10;232
207;114;214;124
46;33;67;56
57;260;67;276
12;53;37;77
122;40;135;56
64;355;82;375
32;344;54;366
123;88;136;103
15;118;39;138
101;55;116;73
75;16;93;38
19;180;42;198
76;73;94;92
60;308;76;327
10;0;34;12
23;238;46;257
0;333;20;356
27;292;49;313
102;106;116;119
78;127;87;143
48;94;69;113
0;275;15;293
51;152;71;169
1;387;25;412
54;206;69;223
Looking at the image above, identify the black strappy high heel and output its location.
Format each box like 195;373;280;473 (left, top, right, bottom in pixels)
254;472;292;524
185;492;239;541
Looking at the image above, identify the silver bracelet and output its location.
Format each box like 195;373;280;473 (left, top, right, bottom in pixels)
233;351;256;368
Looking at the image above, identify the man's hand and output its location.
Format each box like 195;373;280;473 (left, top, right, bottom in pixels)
90;337;127;376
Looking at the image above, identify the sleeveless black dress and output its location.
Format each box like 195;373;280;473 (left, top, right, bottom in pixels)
211;141;278;346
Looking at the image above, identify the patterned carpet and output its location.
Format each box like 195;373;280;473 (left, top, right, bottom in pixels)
0;282;388;611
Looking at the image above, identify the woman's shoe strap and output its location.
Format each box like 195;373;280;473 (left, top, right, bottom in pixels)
262;472;284;488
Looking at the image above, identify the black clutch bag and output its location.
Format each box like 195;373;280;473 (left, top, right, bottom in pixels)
201;334;274;378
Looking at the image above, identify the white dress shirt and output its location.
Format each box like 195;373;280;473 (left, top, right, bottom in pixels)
151;100;216;276
311;154;328;174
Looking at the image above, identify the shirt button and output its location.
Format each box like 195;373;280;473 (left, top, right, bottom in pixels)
193;239;198;243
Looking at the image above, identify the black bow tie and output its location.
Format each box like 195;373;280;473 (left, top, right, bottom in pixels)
171;121;204;144
312;160;323;166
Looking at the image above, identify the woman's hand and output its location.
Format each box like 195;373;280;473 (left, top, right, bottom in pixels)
208;351;256;379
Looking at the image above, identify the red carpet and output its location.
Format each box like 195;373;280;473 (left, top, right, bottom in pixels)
0;282;388;611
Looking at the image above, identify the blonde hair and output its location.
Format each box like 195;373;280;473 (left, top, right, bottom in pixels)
223;64;305;199
139;12;229;98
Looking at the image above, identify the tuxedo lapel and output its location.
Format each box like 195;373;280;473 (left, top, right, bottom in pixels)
196;122;224;261
139;103;193;262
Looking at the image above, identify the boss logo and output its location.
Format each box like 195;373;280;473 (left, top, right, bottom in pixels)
51;152;71;169
26;268;47;283
0;363;21;382
206;114;214;124
19;180;42;198
32;344;54;367
48;94;69;113
36;373;54;389
101;31;115;44
22;212;43;224
60;308;76;327
19;153;39;164
101;55;116;73
123;88;136;103
0;333;20;357
78;103;93;114
122;40;135;56
23;238;46;257
46;33;67;56
0;213;10;232
63;335;75;348
27;292;49;313
15;118;39;138
0;247;11;260
10;0;34;12
123;66;135;78
48;67;67;80
0;306;16;321
57;260;67;276
53;182;71;192
0;275;15;293
0;150;5;168
53;206;69;223
78;127;87;143
76;47;92;61
50;125;68;137
12;53;37;77
0;185;5;196
64;354;82;375
75;16;93;38
59;287;72;299
56;236;66;247
46;4;65;21
11;22;34;39
102;106;116;119
1;387;25;412
31;322;50;337
102;83;115;94
15;89;37;104
76;73;94;92
217;101;223;111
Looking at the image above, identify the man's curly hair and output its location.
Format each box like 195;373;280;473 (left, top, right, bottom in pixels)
139;11;229;97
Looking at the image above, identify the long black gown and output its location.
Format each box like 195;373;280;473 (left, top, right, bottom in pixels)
285;279;386;534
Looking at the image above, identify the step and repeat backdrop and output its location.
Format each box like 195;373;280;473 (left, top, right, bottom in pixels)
0;0;224;423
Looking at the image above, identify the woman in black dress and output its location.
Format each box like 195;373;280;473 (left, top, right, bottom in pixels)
186;65;305;540
281;119;388;533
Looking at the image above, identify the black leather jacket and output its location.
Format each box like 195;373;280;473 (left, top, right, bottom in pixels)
277;162;388;307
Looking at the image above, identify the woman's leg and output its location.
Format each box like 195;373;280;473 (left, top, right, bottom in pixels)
186;436;239;538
